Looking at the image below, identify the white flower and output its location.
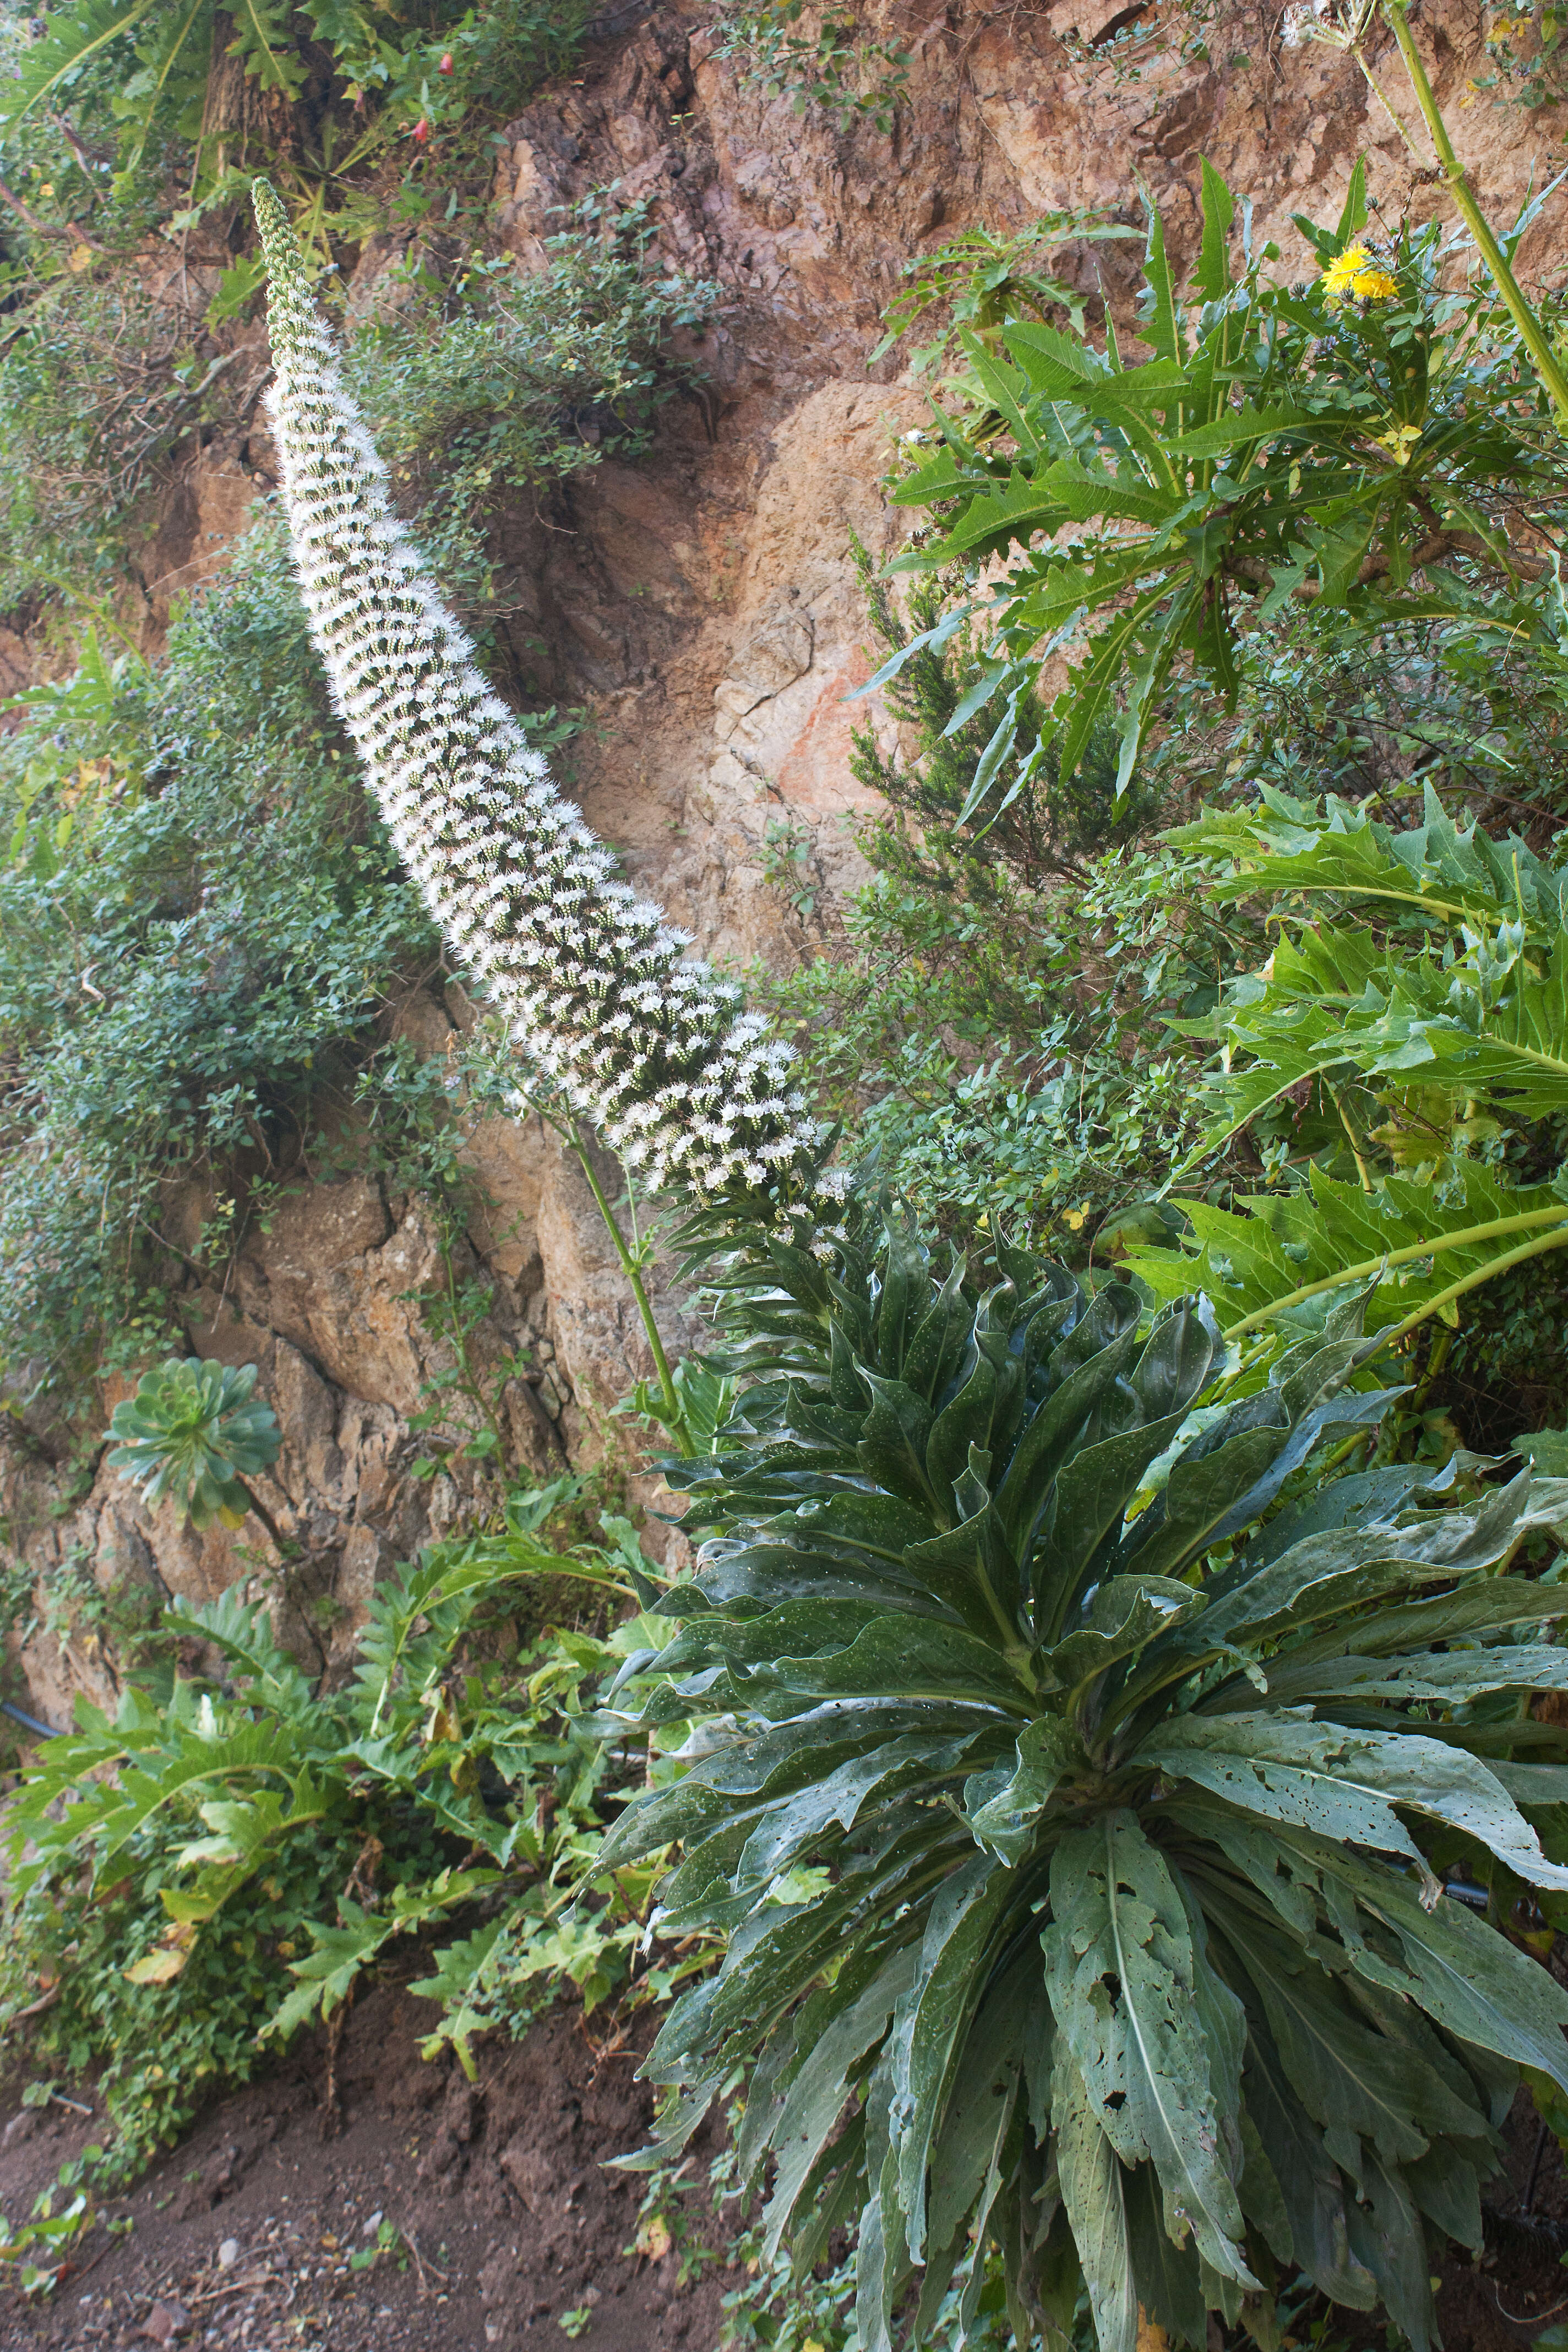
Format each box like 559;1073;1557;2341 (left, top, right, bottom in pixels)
253;182;822;1201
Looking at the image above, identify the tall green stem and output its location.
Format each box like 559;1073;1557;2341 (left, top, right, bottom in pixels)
1383;1221;1568;1346
569;1129;693;1457
1325;1077;1376;1195
1222;1200;1568;1337
1381;0;1568;420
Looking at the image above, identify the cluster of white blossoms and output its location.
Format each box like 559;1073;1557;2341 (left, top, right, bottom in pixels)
253;180;822;1197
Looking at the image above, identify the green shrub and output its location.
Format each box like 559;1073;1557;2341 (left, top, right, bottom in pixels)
0;524;433;1399
0;271;247;609
0;197;712;624
1146;591;1568;840
0;1478;675;2175
888;161;1568;807
761;847;1238;1245
712;0;911;134
4;1793;373;2176
848;551;1161;885
755;559;1257;1243
347;199;720;605
602;1213;1568;2352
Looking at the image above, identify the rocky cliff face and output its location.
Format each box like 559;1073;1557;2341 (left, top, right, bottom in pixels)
3;0;1561;1724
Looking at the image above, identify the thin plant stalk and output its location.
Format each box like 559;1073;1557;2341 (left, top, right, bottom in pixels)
515;1070;697;1456
1324;1077;1376;1195
569;1126;693;1456
1379;0;1568;420
1348;41;1425;161
1222;1199;1568;1336
1382;1221;1568;1346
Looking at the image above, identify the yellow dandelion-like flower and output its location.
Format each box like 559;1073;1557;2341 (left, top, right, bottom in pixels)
1320;241;1371;300
1351;265;1399;301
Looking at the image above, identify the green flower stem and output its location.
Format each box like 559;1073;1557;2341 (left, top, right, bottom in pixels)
569;1130;693;1456
1382;1221;1568;1346
1222;1200;1568;1338
1348;37;1426;161
1319;1427;1375;1476
1325;1076;1376;1195
1382;0;1568;421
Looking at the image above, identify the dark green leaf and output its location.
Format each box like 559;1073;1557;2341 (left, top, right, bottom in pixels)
1044;1811;1253;2282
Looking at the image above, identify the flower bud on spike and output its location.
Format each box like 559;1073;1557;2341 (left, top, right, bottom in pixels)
248;176;827;1205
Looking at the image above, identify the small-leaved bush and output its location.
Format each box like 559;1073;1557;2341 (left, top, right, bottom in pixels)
0;524;433;1401
347;200;720;606
712;0;911;134
754;558;1257;1244
1147;590;1568;840
0;270;246;610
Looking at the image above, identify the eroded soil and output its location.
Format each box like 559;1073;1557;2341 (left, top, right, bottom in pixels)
0;1985;726;2352
6;1982;1568;2351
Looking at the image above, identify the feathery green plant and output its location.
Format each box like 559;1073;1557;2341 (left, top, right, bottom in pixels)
1;1478;674;2165
870;211;1140;380
1126;785;1568;1371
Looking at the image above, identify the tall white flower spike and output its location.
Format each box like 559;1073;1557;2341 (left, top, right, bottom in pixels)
253;180;820;1198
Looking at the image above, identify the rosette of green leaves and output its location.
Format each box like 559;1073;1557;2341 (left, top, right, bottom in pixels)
600;1216;1568;2352
106;1357;281;1530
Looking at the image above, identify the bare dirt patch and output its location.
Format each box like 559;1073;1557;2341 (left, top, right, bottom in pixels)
0;1984;725;2352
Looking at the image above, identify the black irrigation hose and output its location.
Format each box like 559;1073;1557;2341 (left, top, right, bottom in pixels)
1;1696;61;1741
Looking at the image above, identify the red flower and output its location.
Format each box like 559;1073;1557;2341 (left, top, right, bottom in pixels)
438;50;454;72
412;117;429;142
